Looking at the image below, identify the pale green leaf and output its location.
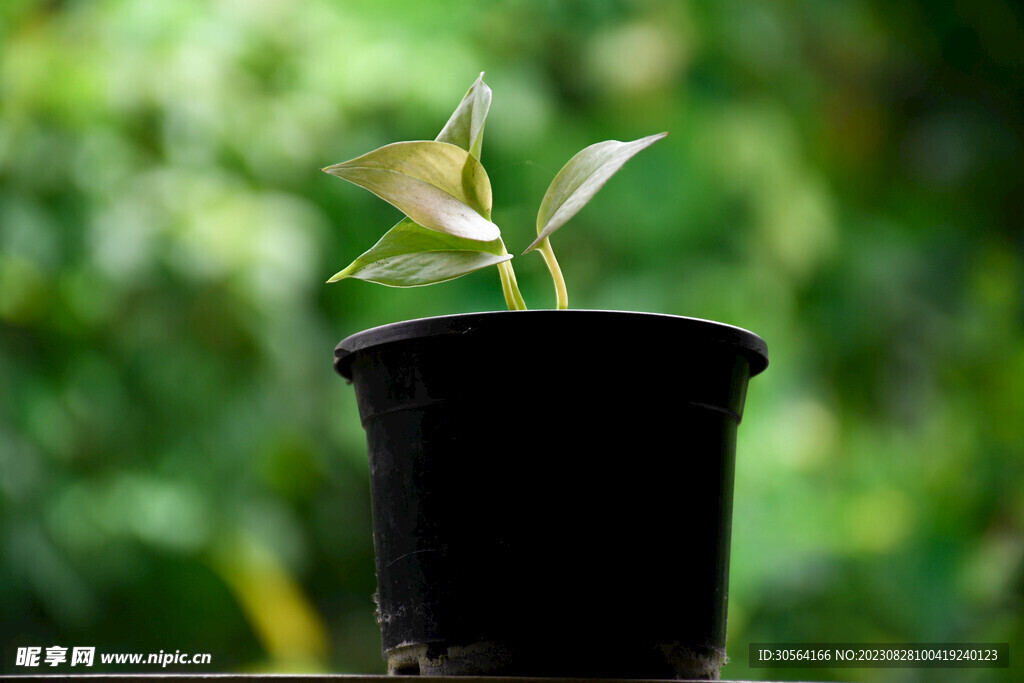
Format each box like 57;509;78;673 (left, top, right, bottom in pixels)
436;72;491;159
328;218;509;287
525;132;668;253
323;141;498;241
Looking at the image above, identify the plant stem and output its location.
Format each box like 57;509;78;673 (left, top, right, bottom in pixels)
497;242;527;310
507;262;528;310
537;237;568;309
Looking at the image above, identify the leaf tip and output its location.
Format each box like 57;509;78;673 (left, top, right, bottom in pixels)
639;131;669;146
634;131;669;148
522;236;543;255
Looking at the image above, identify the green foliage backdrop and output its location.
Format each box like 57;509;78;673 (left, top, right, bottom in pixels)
1;1;1021;680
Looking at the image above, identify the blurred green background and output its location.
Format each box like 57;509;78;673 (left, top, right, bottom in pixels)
1;1;1021;680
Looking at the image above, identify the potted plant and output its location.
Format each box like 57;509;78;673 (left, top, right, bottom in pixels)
327;74;768;680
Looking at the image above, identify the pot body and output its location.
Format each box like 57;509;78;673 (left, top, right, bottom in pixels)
335;310;767;679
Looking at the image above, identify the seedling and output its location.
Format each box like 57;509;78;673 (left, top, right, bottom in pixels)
323;73;665;310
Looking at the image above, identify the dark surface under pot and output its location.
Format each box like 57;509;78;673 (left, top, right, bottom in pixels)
335;310;769;679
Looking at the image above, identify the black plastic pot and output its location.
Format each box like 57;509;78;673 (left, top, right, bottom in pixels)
335;310;768;679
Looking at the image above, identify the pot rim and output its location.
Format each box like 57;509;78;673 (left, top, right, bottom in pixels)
335;309;768;379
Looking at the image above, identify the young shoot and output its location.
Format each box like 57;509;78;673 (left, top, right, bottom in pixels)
323;73;665;310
